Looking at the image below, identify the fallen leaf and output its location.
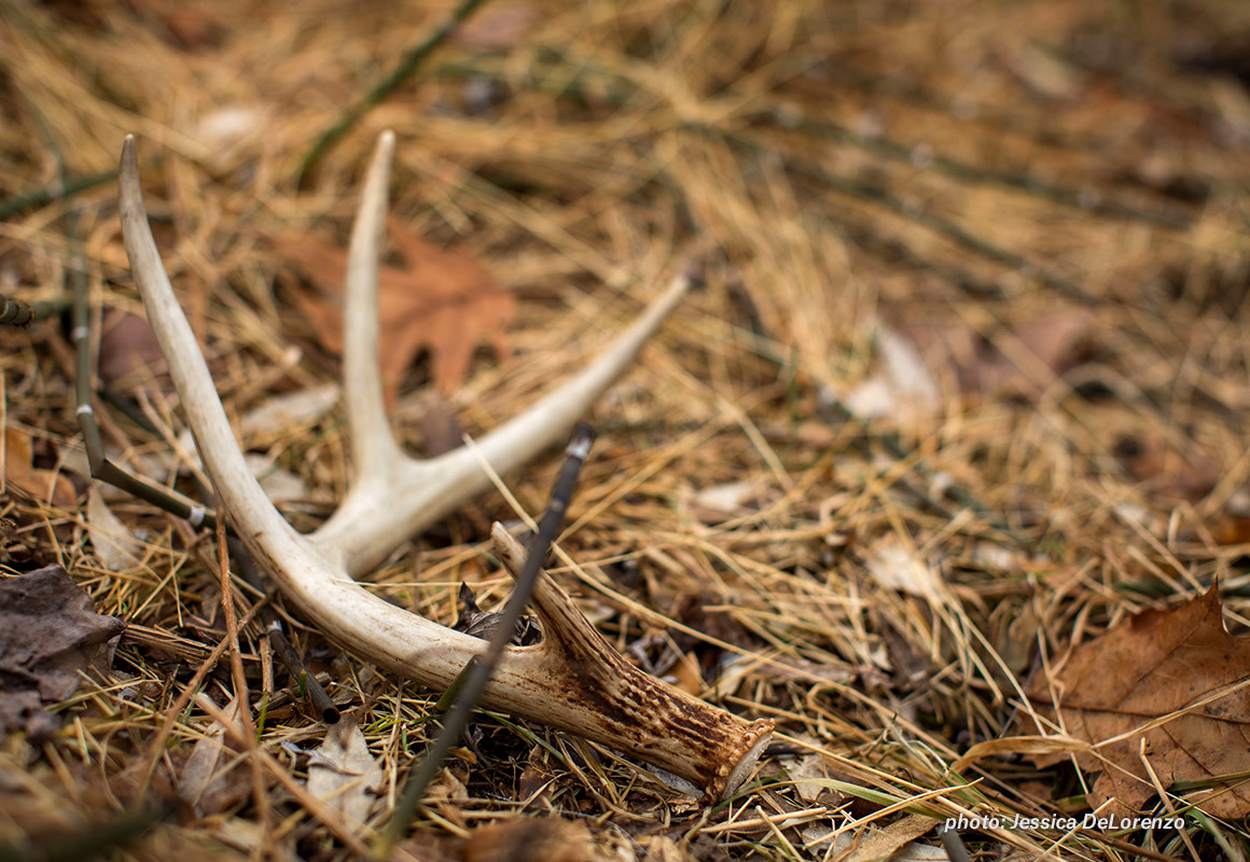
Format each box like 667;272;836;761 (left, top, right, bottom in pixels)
417;392;463;456
274;219;513;399
844;815;940;862
306;718;382;827
86;488;142;570
1021;587;1250;817
244;454;308;502
178;699;250;817
893;311;1093;400
684;479;773;523
844;324;940;421
3;428;75;507
175;383;341;464
461;818;593;862
671;651;704;697
642;836;684;862
784;747;841;803
0;565;124;739
454;582;540;645
193;105;266;150
865;539;943;600
454;1;536;49
98;310;166;386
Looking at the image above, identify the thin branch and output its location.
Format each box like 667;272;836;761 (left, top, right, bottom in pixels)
0;296;37;327
0;169;115;221
214;516;272;848
293;0;491;187
377;422;596;859
228;535;340;724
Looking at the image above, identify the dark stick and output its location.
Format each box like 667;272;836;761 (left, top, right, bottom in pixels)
293;0;492;188
376;422;596;858
937;824;974;862
0;169;115;222
227;536;340;724
0;297;37;327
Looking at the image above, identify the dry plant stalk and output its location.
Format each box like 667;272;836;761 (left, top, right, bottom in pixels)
117;131;773;798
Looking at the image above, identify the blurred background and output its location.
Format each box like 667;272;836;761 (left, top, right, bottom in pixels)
5;0;1250;859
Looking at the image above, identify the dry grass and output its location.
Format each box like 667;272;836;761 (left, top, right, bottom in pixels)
4;0;1250;859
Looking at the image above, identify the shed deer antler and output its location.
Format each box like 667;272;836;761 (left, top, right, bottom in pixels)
117;132;773;799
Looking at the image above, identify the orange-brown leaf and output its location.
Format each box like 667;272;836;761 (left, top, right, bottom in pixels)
1021;587;1250;817
274;219;513;399
2;428;75;507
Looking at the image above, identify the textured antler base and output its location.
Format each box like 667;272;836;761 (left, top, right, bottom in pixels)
490;524;774;798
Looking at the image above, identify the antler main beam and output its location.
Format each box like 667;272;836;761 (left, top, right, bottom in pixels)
117;133;772;798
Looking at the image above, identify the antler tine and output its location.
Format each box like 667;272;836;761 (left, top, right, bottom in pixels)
118;136;302;560
344;130;405;482
312;270;690;577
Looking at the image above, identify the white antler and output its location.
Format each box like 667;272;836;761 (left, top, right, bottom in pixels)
117;133;772;799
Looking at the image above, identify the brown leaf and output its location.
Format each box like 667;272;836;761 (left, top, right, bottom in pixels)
98;310;166;386
895;311;1093;399
418;392;464;456
1114;432;1220;502
1021;587;1250;817
461;818;593;862
0;565;124;739
454;1;536;49
3;428;75;507
274;220;513;399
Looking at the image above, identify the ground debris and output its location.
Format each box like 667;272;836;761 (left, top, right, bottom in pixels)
0;565;123;739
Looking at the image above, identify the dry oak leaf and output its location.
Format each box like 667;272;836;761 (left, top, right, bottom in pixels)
273;218;513;399
1021;587;1250;817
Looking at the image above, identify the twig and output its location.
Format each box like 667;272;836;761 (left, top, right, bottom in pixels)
293;0;491;187
0;169;115;222
214;516;272;850
0;297;37;327
376;422;596;859
228;535;340;724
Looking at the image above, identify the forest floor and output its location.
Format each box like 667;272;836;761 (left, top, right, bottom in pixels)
4;0;1250;859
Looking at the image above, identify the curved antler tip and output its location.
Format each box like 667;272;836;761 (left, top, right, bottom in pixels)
120;134;137;169
379;129;395;146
